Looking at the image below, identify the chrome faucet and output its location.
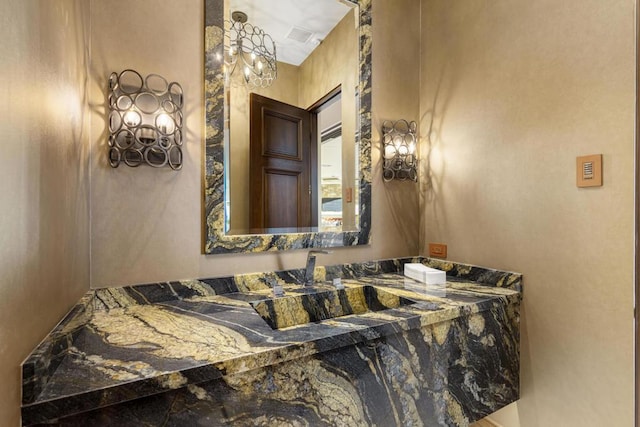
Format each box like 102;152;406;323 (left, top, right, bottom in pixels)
304;250;331;286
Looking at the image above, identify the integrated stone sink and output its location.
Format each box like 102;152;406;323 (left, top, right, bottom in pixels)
250;285;416;329
21;258;522;426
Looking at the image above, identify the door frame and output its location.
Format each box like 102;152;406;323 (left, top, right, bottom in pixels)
635;0;639;423
307;85;342;229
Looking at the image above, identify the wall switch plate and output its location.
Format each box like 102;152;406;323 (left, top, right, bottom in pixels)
428;243;447;259
576;154;602;187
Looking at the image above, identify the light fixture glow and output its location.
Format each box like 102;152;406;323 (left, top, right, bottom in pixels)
123;110;141;127
108;70;184;170
382;120;418;182
224;11;277;89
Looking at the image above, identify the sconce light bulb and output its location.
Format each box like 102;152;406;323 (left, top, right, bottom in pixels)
157;113;171;134
384;145;396;160
244;66;251;82
251;52;256;65
408;142;416;154
398;145;409;156
123;110;141;127
229;46;236;56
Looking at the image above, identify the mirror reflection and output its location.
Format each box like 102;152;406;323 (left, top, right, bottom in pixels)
224;0;360;235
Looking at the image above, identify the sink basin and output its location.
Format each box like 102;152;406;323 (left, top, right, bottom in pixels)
250;285;415;329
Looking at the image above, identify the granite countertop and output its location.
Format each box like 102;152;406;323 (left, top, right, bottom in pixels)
21;257;522;425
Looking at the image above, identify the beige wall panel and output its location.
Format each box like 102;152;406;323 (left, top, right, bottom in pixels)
419;0;634;425
298;10;358;109
0;1;91;425
89;0;420;287
299;11;359;228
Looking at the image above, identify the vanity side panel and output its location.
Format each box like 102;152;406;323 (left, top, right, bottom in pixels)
448;300;520;421
21;293;94;405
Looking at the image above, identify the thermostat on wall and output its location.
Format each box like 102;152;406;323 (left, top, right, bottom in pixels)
576;154;602;188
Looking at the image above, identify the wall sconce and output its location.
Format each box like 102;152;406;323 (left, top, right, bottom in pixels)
382;120;418;182
108;69;184;170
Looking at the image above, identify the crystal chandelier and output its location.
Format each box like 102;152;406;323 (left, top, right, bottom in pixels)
225;11;277;89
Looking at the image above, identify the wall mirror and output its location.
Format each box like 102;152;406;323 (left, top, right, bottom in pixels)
204;0;371;254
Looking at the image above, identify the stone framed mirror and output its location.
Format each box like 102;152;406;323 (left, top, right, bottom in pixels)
204;0;371;254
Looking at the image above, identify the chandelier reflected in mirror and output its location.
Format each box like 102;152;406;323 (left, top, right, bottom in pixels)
225;11;277;89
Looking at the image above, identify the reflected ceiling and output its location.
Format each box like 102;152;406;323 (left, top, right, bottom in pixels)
229;0;352;65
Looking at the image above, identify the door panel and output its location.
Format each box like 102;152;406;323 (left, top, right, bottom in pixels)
263;112;301;159
264;171;299;228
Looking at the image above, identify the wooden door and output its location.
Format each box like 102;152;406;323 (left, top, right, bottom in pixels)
249;93;317;230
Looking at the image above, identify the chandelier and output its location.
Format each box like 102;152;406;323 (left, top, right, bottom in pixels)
225;11;277;89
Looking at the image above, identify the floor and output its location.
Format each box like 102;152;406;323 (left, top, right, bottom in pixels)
471;419;498;427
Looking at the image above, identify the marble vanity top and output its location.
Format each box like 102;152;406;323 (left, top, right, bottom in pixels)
21;257;521;425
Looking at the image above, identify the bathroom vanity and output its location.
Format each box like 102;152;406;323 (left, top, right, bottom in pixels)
21;257;521;426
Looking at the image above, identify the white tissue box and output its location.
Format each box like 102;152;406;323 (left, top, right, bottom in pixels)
403;279;447;297
403;263;446;285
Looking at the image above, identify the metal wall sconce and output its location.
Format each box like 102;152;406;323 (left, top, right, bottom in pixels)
108;69;184;170
382;120;418;182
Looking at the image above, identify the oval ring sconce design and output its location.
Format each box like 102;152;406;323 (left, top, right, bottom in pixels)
382;119;418;182
108;69;184;170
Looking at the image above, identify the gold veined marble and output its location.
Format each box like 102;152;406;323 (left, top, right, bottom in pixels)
433;320;452;346
313;266;328;284
343;286;368;314
234;273;272;292
204;26;222;57
74;350;160;382
224;357;368;426
251;298;312;330
178;279;218;295
446;389;469;426
90;305;272;363
480;333;496;347
157;372;189;390
191;294;256;308
250;285;415;329
379;343;424;425
94;287;139;309
21;257;521;425
468;313;486;336
186;384;210;401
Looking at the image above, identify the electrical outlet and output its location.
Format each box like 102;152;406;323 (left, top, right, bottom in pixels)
429;243;447;259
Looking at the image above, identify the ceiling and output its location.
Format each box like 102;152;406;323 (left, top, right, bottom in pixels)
229;0;353;66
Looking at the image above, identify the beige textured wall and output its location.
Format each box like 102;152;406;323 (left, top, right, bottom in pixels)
298;10;358;108
89;0;420;288
0;1;90;425
299;9;359;229
419;0;635;426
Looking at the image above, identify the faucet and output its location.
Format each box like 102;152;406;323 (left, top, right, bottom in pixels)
304;250;331;286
